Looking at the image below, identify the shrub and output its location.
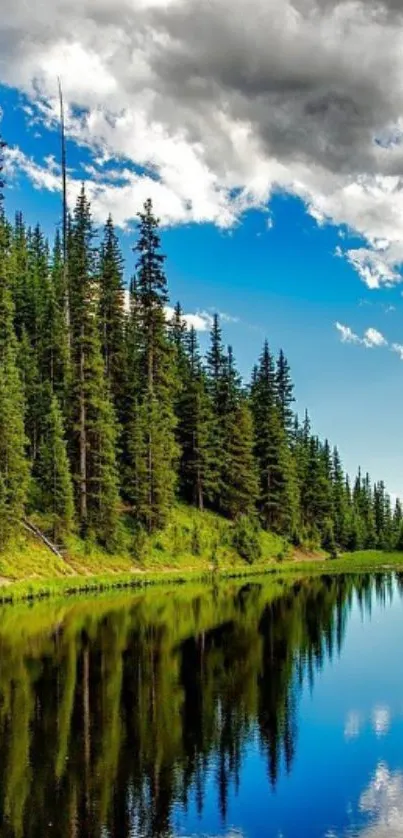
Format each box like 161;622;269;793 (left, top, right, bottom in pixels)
232;515;262;565
131;526;147;562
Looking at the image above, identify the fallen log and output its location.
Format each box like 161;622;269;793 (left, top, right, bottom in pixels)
21;518;64;560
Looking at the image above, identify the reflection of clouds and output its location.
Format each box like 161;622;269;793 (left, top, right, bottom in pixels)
357;763;403;837
344;706;391;740
345;711;362;740
372;707;391;738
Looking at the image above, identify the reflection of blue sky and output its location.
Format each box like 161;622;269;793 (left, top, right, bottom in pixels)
174;584;403;838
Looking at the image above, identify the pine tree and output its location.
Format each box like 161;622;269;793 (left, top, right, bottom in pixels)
45;231;71;402
98;215;126;410
68;188;120;547
251;341;299;535
35;387;74;540
221;398;259;519
331;447;349;549
125;199;177;532
393;498;403;547
9;212;30;339
205;314;227;508
169;302;188;369
276;349;294;438
302;437;333;545
176;326;213;510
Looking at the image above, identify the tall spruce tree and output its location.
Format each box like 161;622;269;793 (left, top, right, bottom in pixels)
331;447;349;548
221;397;259;519
276;349;294;438
125;199;177;532
300;437;333;544
68;188;120;547
205;314;227;508
251;341;299;535
98;215;126;410
176;325;213;510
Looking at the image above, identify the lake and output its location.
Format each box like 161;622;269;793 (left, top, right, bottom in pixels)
0;573;402;837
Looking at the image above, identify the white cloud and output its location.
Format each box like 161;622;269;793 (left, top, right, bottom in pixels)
344;247;401;290
392;343;403;360
4;146;61;194
165;306;215;332
335;322;362;345
363;328;388;348
335;322;388;350
335;323;403;363
1;0;403;278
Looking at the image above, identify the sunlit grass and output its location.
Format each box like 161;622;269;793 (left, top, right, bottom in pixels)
0;506;402;603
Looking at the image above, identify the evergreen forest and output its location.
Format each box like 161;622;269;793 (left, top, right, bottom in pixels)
0;135;400;563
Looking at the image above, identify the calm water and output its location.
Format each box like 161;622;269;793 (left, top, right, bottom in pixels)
1;574;403;837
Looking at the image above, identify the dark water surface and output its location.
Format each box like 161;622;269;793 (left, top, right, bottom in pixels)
0;573;402;837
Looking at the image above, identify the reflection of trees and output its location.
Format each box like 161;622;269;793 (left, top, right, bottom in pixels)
0;573;394;837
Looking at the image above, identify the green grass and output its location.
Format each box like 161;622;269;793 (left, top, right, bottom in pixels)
0;507;402;603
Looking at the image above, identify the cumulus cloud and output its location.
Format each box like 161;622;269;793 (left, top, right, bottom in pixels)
335;322;362;345
336;322;388;350
364;328;388;348
165;306;215;331
391;343;403;360
3;0;403;280
335;322;403;363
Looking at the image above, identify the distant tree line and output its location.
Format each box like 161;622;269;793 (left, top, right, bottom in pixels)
0;137;400;554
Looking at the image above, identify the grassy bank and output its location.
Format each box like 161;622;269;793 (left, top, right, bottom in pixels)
0;506;402;603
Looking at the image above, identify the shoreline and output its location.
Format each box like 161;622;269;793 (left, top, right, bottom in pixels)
1;550;403;604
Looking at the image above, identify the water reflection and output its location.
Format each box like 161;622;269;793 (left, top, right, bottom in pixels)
0;573;399;837
358;763;403;838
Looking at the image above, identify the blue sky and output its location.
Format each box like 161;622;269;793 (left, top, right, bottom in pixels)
2;0;403;498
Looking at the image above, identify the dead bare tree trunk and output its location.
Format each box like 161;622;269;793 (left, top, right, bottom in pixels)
58;77;71;350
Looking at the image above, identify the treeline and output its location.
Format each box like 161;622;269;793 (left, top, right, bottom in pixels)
0;140;399;556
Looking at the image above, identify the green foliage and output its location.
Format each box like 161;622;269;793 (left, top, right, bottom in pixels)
98;215;126;409
124;200;178;532
232;515;262;564
175;325;214;510
34;388;74;539
68;189;120;548
221;399;259;519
